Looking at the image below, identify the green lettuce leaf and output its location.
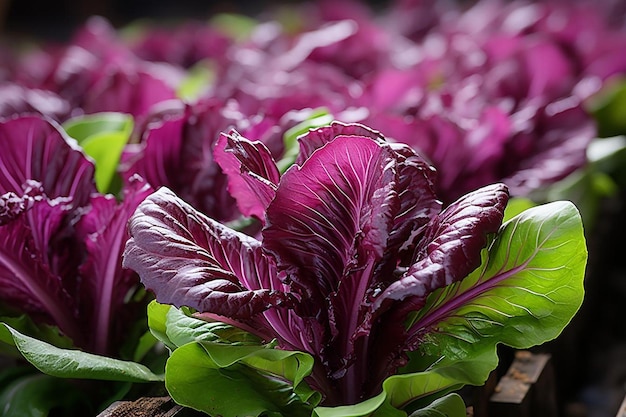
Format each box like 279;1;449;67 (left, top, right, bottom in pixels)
63;112;133;194
2;323;163;383
165;341;320;417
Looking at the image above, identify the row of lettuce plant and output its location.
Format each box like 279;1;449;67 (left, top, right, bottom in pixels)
1;0;626;415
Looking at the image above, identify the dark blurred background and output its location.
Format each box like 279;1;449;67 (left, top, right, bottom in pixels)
0;0;390;41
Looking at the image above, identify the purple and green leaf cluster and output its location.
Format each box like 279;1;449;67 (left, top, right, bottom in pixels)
124;122;507;404
123;123;586;415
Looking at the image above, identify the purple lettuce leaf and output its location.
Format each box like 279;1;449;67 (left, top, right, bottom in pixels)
0;115;96;297
0;83;71;121
120;98;245;221
74;176;154;354
0;116;96;208
375;142;441;266
294;122;442;266
0;116;153;356
264;135;396;313
375;183;510;312
81;68;177;118
121;112;186;189
0;185;84;346
123;186;292;319
295;121;386;165
213;129;280;221
262;135;402;404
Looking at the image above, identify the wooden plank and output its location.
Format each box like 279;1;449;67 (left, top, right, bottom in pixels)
488;350;557;417
97;396;201;417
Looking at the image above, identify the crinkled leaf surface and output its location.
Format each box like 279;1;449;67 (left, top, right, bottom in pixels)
2;323;163;382
313;201;585;417
0;196;83;343
0;116;97;345
361;184;507;392
214;130;279;221
262;134;402;398
126;120;585;413
264;135;396;310
378;184;509;310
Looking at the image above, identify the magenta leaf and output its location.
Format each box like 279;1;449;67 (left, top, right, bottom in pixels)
0;116;96;208
75;176;154;354
0;116;153;356
123;187;291;319
364;184;509;388
0;190;82;345
214;130;280;221
120;99;244;221
263;136;396;308
377;184;510;311
295;121;386;165
124;122;511;406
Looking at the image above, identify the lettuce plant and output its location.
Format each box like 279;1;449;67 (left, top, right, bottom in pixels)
0;115;154;355
0;115;163;414
123;122;586;416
